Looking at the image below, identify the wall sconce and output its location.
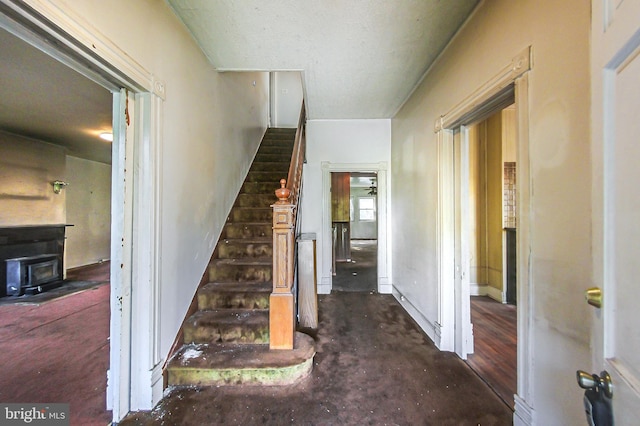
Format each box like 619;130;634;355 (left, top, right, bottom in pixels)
52;180;69;194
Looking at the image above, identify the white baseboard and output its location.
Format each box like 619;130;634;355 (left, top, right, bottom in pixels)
318;276;331;294
513;394;534;426
151;362;164;408
470;282;504;303
470;282;486;296
392;286;438;346
378;276;392;294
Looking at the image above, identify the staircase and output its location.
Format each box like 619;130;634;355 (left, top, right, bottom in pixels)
166;128;315;387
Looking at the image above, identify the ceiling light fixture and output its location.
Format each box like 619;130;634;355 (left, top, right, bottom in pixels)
99;132;113;142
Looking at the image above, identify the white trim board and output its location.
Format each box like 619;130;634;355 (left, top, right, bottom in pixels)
470;283;505;303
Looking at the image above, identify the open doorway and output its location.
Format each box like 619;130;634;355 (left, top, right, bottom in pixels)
463;106;518;408
0;25;113;424
435;47;531;416
0;4;165;421
331;172;378;293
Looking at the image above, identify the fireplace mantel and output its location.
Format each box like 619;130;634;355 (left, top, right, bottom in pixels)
0;225;72;297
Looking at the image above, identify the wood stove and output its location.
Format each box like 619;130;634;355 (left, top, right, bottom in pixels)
6;253;62;296
0;225;69;297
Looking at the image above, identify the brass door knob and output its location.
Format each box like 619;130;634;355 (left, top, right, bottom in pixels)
585;287;602;308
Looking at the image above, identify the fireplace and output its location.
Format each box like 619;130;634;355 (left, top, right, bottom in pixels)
0;225;69;297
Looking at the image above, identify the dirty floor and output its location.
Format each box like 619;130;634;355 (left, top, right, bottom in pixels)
122;292;512;425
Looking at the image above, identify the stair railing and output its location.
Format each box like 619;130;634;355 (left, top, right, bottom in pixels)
270;101;306;350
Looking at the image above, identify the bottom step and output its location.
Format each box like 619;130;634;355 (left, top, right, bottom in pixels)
167;332;315;387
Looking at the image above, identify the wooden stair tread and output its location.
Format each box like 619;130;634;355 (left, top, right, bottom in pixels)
200;282;272;293
188;309;268;325
220;237;271;243
210;258;271;266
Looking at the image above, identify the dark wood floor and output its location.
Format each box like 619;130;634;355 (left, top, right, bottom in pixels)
67;261;110;282
0;262;111;425
466;296;517;409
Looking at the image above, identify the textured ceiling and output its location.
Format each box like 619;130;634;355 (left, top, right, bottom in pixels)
0;27;113;164
168;0;479;119
0;1;478;164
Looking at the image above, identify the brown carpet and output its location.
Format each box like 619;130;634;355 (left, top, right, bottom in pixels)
122;292;512;425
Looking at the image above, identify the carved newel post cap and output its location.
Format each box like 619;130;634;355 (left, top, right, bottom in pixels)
275;178;291;203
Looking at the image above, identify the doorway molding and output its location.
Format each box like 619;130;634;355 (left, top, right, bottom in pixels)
0;0;165;421
434;46;533;420
320;162;391;294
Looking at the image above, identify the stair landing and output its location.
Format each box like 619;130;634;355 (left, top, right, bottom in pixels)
167;332;315;386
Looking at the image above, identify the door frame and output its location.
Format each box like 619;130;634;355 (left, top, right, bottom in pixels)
0;0;165;420
320;162;390;294
435;46;533;419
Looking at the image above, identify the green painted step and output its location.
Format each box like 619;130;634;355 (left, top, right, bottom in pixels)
167;332;315;387
197;282;271;310
208;258;272;282
240;181;282;195
229;207;272;222
244;171;287;182
217;239;272;259
183;309;269;344
222;222;272;239
235;193;277;208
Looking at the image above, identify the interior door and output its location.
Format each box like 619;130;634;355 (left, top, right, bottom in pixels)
590;0;640;422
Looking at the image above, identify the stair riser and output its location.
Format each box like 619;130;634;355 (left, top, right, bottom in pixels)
235;194;277;208
229;208;272;222
250;162;290;172
217;242;272;259
167;358;313;387
198;292;270;310
240;181;280;194
260;136;295;143
222;223;272;239
254;153;292;163
255;146;294;156
244;171;287;183
183;323;269;345
209;264;272;282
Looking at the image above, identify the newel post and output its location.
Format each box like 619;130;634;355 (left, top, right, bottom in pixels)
270;179;295;349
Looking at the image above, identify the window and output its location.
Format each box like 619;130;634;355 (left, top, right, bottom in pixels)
358;197;376;221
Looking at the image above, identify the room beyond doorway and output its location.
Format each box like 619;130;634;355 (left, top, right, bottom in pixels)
331;172;378;293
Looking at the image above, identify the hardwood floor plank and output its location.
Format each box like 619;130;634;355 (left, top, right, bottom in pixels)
466;296;517;409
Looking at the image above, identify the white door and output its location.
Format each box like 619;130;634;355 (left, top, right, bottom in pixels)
590;0;640;422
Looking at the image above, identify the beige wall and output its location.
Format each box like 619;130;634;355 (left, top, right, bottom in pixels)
0;133;111;270
468;124;487;287
468;113;504;295
485;113;503;292
65;156;111;269
391;0;591;423
0;131;66;226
